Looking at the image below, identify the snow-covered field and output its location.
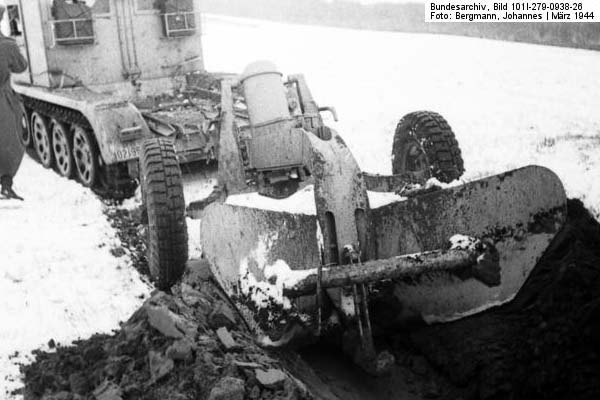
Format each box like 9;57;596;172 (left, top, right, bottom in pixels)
202;14;600;218
1;13;599;398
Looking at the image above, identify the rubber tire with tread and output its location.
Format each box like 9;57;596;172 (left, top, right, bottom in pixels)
392;111;464;183
140;138;188;290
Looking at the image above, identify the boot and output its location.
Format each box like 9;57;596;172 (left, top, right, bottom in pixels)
1;175;24;201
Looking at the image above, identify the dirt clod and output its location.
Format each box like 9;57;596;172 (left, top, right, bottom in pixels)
93;380;122;400
207;376;245;400
146;302;199;340
255;368;287;389
208;301;238;330
216;327;241;351
180;283;203;307
67;372;89;395
248;384;261;399
166;339;195;361
148;351;174;382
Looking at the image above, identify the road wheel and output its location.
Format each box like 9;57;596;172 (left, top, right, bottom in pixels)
31;111;54;168
140;137;188;290
51;119;74;178
72;124;98;187
20;107;32;147
392;111;464;183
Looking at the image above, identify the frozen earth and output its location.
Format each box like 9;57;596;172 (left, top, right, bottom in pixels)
1;13;600;398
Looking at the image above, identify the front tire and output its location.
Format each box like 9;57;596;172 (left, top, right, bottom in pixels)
140;138;188;290
392;111;464;183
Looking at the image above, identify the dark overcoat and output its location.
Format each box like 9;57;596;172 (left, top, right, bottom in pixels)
0;34;28;178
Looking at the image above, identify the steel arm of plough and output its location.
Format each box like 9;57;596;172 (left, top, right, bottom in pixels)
216;80;247;196
362;172;417;192
307;131;370;264
305;129;381;369
284;245;500;297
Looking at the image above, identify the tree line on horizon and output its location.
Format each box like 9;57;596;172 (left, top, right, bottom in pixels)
200;0;600;51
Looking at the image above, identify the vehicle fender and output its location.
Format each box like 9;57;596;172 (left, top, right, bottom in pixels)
13;83;152;164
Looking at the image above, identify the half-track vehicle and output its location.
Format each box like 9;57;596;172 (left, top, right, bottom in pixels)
6;0;217;197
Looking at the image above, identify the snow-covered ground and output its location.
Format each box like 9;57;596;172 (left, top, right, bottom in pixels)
1;13;599;399
0;158;152;397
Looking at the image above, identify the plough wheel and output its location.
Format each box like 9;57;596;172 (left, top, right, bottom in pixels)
140;138;188;290
392;111;464;183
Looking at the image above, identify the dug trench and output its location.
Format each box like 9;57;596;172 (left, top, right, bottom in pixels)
15;199;600;399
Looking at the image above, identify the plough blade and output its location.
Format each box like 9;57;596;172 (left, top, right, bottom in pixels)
199;165;566;327
199;203;320;293
369;165;567;322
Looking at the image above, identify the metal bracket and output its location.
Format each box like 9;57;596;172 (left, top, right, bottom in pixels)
349;254;376;358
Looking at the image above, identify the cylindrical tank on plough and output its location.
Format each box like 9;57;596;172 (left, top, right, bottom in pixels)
240;60;290;125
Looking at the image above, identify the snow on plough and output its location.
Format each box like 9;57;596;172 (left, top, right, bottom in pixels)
140;61;567;374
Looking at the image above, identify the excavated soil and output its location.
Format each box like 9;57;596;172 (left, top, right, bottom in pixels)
402;199;600;400
16;261;315;400
16;199;600;400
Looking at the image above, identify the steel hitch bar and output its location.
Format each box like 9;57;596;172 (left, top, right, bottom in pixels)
283;242;500;298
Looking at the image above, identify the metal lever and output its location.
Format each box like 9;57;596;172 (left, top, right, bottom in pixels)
349;254;376;358
318;106;338;122
352;283;376;357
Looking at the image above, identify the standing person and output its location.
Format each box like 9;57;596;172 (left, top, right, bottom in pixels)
0;4;28;200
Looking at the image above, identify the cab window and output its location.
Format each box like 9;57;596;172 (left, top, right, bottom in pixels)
155;0;196;37
51;0;95;45
136;0;157;11
90;0;111;15
7;5;22;37
137;0;194;12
